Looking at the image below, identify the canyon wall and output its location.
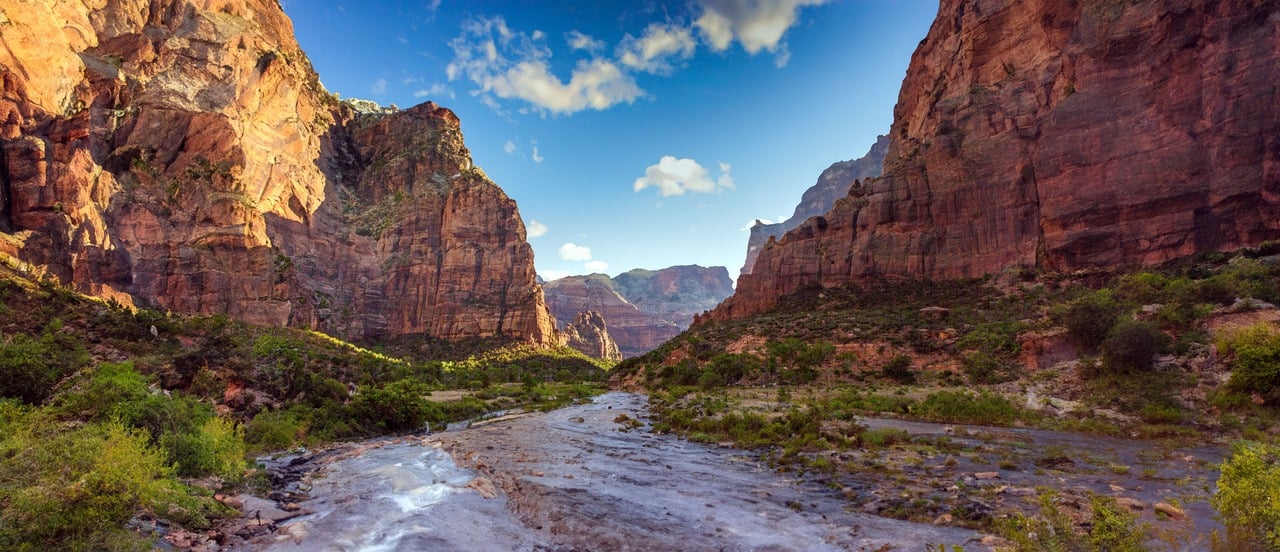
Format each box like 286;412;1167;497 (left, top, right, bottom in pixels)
0;0;554;344
741;135;889;275
713;0;1280;319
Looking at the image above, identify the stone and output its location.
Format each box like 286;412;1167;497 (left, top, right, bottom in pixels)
1115;497;1147;511
919;306;951;321
559;310;622;361
973;472;1000;480
1155;502;1187;520
708;0;1280;320
0;0;554;346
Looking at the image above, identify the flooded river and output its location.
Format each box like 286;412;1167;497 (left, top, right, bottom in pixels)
245;392;985;551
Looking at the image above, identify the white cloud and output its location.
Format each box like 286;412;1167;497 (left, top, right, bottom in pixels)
412;83;448;98
370;78;388;95
559;242;593;261
617;23;696;73
694;0;828;62
633;156;735;197
741;218;776;230
447;16;643;115
504;140;517;154
529;140;545;163
532;30;545;40
584;260;609;272
526;219;548;237
566;30;605;53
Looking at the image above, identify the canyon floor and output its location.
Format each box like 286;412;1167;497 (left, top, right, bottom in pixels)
231;392;1226;551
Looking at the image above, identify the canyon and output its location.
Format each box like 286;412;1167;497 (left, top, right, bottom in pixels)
0;0;553;345
713;0;1280;319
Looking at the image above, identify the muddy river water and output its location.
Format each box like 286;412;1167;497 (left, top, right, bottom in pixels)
241;392;1224;551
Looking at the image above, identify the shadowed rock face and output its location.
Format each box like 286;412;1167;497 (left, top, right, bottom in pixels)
545;266;733;357
742;136;889;276
0;0;554;345
712;0;1280;320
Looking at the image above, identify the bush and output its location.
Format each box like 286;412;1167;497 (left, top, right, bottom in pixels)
350;379;438;432
1216;323;1280;404
999;489;1145;552
244;408;307;452
910;390;1020;425
1100;319;1167;374
881;355;915;384
162;417;246;479
1059;291;1120;352
0;332;85;404
1213;440;1280;549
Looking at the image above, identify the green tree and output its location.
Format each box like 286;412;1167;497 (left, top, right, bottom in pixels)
1213;440;1280;550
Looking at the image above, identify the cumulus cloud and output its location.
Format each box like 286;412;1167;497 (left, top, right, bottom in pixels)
694;0;828;62
447;16;643;115
370;78;388;95
633;156;735;197
584;260;609;272
566;30;605;53
617;23;696;73
526;219;548;237
559;242;593;261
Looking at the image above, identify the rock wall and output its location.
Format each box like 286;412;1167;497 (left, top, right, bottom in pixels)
712;0;1280;319
741;136;889;275
544;266;733;357
0;0;554;344
560;310;622;362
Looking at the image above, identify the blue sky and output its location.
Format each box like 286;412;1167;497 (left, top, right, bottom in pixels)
282;0;939;281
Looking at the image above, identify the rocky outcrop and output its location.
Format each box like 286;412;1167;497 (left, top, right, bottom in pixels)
742;136;889;275
712;0;1280;319
559;311;622;361
545;266;733;357
0;0;554;344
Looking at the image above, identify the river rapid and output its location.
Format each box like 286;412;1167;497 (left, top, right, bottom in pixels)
242;392;985;551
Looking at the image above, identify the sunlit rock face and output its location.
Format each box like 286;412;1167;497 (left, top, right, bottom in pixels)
711;0;1280;320
0;0;554;345
559;310;622;361
742;135;889;276
545;266;733;357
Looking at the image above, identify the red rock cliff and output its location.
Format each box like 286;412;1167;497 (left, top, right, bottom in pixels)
0;0;554;344
712;0;1280;319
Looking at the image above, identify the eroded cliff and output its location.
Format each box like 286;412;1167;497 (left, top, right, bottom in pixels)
0;0;554;344
714;0;1280;319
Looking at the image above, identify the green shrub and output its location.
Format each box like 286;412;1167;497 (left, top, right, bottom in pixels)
0;419;171;550
1100;319;1167;374
999;489;1146;552
962;351;1006;384
882;355;916;384
162;417;246;479
0;332;86;404
1216;323;1280;404
910;390;1020;425
244;408;307;452
1212;440;1280;549
1059;291;1120;352
957;321;1022;358
350;379;437;432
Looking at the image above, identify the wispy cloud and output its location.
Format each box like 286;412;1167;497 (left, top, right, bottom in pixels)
617;23;696;74
566;30;605;54
584;260;609;272
634;156;735;197
531;140;544;163
370;78;388;95
504;140;518;154
412;82;449;98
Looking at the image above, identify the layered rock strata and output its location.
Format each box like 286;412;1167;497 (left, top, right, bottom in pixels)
0;0;554;344
713;0;1280;319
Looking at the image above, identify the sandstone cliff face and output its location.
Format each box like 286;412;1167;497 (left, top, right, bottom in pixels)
0;0;554;344
559;310;622;361
612;265;734;330
713;0;1280;319
741;136;889;275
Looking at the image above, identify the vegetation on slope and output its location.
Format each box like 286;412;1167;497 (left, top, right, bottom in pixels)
614;246;1280;546
0;263;609;549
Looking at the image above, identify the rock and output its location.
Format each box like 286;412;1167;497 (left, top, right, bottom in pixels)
742;136;890;275
0;0;554;346
707;0;1280;320
1155;502;1187;520
559;310;622;361
1115;497;1148;511
466;477;499;499
973;472;1001;480
932;513;952;525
